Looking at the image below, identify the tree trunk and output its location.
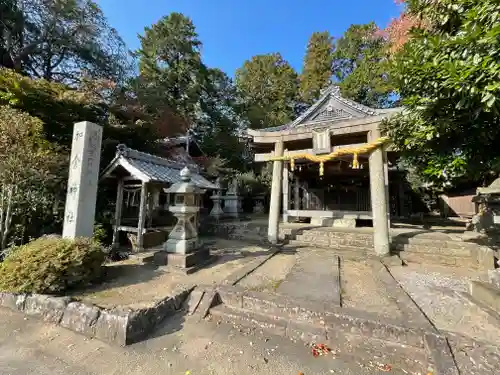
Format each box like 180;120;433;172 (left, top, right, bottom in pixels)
1;185;14;251
0;186;5;250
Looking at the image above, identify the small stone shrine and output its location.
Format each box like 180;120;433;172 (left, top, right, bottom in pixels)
221;178;243;218
468;177;500;233
154;167;212;272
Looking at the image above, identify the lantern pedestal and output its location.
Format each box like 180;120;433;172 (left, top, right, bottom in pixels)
222;195;242;218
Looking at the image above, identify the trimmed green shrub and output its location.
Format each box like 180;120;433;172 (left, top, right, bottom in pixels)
0;236;105;294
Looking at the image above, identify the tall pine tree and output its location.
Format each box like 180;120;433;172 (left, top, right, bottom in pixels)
299;31;334;105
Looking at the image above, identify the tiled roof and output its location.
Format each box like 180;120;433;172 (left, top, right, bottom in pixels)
101;145;217;190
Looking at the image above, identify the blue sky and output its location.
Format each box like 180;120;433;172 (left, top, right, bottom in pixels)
97;0;402;76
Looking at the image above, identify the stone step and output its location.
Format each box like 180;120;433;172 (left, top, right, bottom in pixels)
392;243;472;257
399;251;476;268
287;241;371;260
294;233;477;255
294;234;373;248
211;289;431;350
209;304;430;375
296;230;373;241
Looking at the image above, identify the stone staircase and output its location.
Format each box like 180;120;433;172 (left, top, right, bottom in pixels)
287;227;492;269
207;286;432;374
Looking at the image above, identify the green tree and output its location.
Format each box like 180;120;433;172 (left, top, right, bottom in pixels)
135;12;207;134
0;105;61;250
236;53;298;129
383;0;500;188
300;31;334;104
0;0;130;85
196;68;247;169
333;22;396;108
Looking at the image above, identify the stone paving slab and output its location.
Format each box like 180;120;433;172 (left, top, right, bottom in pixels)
277;250;341;305
341;259;402;319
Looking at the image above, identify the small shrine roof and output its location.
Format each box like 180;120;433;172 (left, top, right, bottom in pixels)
101;144;217;190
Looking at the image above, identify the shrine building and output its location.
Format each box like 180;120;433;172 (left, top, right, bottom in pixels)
245;85;406;256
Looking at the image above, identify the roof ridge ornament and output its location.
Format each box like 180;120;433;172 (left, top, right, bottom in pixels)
116;144;128;156
180;166;192;182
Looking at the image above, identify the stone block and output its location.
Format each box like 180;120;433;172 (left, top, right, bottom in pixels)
155;247;212;272
211;305;286;337
470;280;500;312
285;319;327;344
0;292;26;311
153;297;177;322
196;289;220;320
332;218;356;228
310;217;333;226
323;312;425;349
470;247;496;270
424;333;460;375
60;301;101;337
94;308;129;346
186;289;205;315
24;294;70;324
488;269;500;289
218;285;245;308
126;307;156;344
242;291;289;318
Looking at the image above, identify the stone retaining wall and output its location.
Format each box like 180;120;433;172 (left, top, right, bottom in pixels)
0;285;194;346
200;221;293;242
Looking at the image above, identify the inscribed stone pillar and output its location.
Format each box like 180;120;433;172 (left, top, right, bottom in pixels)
368;128;390;256
62;121;103;240
268;141;284;244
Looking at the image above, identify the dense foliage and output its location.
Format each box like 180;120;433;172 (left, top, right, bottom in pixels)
383;0;500;188
236;53;299;129
333;22;397;108
0;236;105;293
0;105;63;250
0;0;130;85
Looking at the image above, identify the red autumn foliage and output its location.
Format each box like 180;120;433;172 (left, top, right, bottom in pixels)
381;0;429;53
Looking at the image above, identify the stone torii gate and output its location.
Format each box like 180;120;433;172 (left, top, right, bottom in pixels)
245;85;403;256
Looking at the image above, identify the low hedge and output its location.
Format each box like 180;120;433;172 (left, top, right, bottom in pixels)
0;236;105;294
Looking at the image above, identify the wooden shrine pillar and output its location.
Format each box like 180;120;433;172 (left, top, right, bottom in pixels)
136;181;148;251
368;129;390;256
112;178;124;249
268;141;284;244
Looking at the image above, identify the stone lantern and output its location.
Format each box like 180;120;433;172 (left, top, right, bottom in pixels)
154;167;211;272
210;177;224;220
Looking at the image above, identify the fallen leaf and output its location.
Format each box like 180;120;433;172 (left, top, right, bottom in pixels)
379;364;392;372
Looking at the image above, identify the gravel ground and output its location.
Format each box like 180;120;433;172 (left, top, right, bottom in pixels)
74;240;272;309
446;331;500;375
390;264;500;345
